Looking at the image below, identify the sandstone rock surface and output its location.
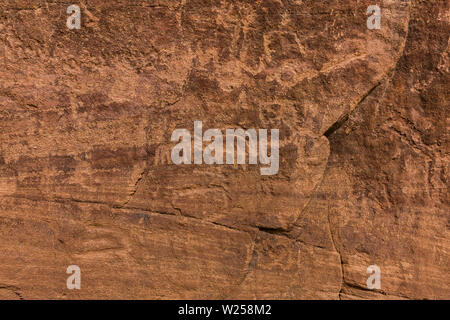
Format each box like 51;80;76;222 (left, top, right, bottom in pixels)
0;0;448;299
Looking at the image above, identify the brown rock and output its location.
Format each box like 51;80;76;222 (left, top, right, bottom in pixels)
0;0;448;299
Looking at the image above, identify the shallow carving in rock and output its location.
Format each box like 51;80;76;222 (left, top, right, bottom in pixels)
0;0;448;299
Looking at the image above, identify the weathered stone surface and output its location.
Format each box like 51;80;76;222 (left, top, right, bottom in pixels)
0;0;448;299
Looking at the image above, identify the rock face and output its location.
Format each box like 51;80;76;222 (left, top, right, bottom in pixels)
0;0;448;299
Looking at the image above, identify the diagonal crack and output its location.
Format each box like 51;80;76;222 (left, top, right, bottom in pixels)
326;203;344;300
116;166;148;209
324;81;382;138
0;284;23;300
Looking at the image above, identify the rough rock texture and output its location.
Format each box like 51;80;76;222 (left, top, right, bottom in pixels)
0;0;448;299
